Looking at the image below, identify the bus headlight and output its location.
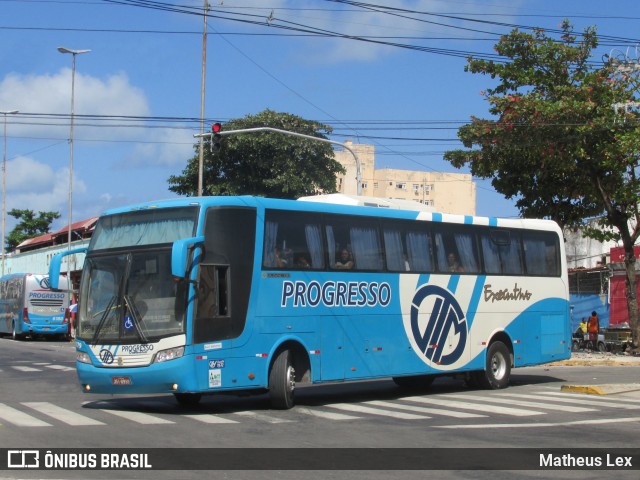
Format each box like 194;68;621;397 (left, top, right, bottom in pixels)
154;346;184;363
76;351;92;365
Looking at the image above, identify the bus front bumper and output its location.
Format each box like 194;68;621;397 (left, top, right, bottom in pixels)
76;356;197;395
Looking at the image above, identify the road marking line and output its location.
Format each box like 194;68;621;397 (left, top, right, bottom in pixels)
22;402;105;426
365;400;485;418
296;407;361;421
535;390;640;404
444;394;596;413
99;409;174;424
325;403;430;420
500;392;640;410
44;365;75;372
183;414;239;424
0;403;52;427
11;366;41;372
437;416;640;429
232;411;293;423
403;396;544;416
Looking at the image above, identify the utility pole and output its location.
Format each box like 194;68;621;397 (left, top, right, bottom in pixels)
197;0;209;197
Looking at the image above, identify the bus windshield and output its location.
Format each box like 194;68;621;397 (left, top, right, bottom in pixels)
77;249;186;344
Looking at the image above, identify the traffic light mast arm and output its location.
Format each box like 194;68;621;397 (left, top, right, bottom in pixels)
195;126;362;196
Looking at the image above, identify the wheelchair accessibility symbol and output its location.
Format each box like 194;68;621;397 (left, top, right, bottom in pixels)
409;284;468;366
124;315;134;331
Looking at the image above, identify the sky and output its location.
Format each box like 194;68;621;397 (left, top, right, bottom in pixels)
1;0;640;234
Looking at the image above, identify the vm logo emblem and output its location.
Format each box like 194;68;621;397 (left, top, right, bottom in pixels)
410;284;467;366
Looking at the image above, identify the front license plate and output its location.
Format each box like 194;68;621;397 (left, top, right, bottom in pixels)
112;376;132;386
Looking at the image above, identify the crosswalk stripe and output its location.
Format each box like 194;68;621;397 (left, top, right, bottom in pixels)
296;407;361;421
183;414;239;424
324;403;430;420
437;416;640;429
99;409;174;424
445;394;597;413
403;396;545;416
0;403;52;427
22;402;105;426
232;411;293;424
501;392;640;410
44;365;75;372
535;390;640;405
366;400;486;418
11;366;41;372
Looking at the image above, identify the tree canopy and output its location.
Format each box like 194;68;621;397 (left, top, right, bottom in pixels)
444;21;640;350
6;209;61;251
168;109;345;199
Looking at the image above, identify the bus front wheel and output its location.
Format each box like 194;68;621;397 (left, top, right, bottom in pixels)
477;341;511;390
269;349;295;410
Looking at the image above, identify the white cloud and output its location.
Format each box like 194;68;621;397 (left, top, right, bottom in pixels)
4;156;86;221
0;69;150;140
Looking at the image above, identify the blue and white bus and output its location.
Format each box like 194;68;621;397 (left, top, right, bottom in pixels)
49;196;570;408
0;273;71;340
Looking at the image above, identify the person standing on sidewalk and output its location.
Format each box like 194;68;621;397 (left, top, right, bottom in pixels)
587;311;600;350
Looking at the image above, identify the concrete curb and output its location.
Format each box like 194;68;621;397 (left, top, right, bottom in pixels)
561;383;640;395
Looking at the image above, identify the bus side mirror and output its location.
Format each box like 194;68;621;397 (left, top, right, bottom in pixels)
172;236;204;279
49;247;88;289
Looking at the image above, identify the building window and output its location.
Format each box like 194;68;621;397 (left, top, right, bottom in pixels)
373;182;378;190
396;182;407;190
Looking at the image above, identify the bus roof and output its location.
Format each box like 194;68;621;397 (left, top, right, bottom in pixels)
98;196;560;233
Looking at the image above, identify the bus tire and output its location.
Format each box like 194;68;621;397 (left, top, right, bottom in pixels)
392;375;435;390
11;321;23;341
597;341;606;353
269;349;295;410
174;393;202;407
478;341;511;390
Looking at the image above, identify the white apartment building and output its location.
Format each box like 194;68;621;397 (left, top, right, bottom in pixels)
334;141;476;215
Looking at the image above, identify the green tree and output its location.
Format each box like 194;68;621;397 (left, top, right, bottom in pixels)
168;109;345;199
6;209;61;251
444;21;640;351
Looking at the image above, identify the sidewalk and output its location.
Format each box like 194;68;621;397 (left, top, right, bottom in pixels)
548;350;640;367
544;350;640;395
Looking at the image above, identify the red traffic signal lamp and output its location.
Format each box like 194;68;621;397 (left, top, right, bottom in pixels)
211;122;223;152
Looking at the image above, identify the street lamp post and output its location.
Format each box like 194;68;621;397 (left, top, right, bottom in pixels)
1;110;18;276
58;47;90;285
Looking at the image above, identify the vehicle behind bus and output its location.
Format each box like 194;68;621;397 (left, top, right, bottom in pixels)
0;273;71;340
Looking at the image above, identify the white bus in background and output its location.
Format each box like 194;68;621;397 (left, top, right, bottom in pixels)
0;273;71;340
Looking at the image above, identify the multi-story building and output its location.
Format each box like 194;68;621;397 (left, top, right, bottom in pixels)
334;141;476;215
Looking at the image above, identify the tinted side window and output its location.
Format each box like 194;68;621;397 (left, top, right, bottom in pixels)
523;231;560;276
480;229;524;275
382;221;434;272
263;210;324;270
434;226;480;274
325;215;384;271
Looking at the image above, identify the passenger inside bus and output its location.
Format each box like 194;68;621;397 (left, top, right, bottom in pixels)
334;249;354;270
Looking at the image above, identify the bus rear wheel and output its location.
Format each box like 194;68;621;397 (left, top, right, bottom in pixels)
269;349;295;410
476;341;511;390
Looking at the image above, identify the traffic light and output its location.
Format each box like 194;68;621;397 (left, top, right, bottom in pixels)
211;122;222;152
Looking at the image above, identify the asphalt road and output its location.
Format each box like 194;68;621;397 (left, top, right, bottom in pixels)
1;337;639;480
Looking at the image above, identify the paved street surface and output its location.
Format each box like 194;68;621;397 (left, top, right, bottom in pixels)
0;338;639;480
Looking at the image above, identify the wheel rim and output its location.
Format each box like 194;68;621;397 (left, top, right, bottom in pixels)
286;365;296;394
490;351;507;380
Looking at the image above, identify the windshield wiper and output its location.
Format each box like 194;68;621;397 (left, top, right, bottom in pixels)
91;295;117;346
124;295;149;343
